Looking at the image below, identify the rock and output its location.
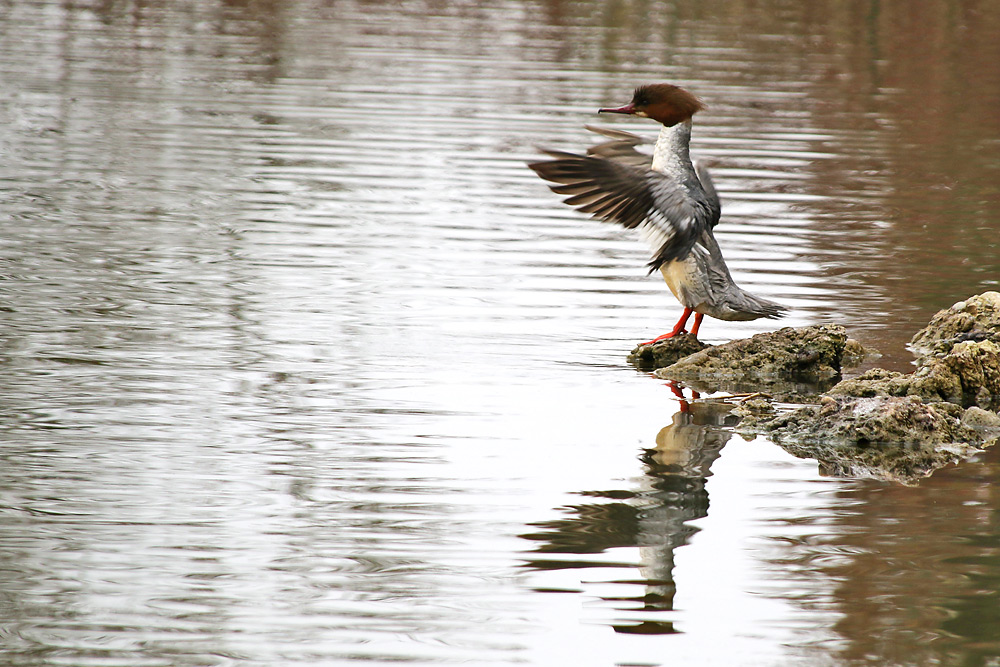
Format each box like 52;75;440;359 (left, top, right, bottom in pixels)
652;325;847;395
828;368;912;398
732;397;776;419
963;406;1000;431
759;395;973;447
725;292;1000;483
843;337;879;368
917;339;1000;409
829;328;1000;410
910;291;1000;358
628;334;708;371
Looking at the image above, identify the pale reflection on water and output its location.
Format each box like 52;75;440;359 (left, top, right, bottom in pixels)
1;0;1000;665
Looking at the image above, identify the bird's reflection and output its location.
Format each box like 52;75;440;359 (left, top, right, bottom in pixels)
520;383;738;634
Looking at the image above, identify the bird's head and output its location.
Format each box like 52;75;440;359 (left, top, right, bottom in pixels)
599;83;704;127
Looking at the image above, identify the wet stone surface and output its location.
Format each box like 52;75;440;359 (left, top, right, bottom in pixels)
634;325;849;398
910;291;1000;358
628;334;709;371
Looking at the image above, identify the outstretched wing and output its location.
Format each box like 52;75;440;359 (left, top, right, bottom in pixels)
582;125;653;168
582;125;722;229
528;148;714;267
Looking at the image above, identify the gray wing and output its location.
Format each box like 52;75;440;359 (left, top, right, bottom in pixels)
528;148;712;266
584;125;722;227
694;162;722;228
582;125;653;168
583;125;721;229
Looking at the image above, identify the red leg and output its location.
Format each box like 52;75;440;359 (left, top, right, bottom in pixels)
689;313;704;338
663;380;701;411
641;307;692;345
665;380;686;399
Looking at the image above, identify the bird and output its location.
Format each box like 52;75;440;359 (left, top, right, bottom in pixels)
528;83;786;345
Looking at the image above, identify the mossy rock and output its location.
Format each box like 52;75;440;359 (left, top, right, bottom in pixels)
653;325;847;393
910;291;1000;358
627;334;708;371
830;330;1000;409
727;292;1000;483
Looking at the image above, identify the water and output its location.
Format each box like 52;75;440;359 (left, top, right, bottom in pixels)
1;0;1000;665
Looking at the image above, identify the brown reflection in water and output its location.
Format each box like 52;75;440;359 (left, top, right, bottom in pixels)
792;1;1000;344
520;389;736;635
766;449;1000;665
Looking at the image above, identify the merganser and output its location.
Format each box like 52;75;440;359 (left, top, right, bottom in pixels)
529;83;785;344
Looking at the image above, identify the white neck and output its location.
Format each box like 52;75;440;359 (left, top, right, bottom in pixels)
651;120;694;178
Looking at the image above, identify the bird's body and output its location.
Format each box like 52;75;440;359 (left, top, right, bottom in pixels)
529;83;785;343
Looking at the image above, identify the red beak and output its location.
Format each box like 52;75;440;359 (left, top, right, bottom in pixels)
598;103;637;114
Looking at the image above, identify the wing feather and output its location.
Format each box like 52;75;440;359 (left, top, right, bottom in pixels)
583;125;653;168
694;161;722;227
528;149;713;266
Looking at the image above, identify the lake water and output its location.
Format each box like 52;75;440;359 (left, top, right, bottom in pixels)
2;1;1000;665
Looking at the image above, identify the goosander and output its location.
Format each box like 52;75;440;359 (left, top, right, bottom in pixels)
529;83;785;344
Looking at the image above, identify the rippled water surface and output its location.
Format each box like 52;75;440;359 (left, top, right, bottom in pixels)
2;1;1000;665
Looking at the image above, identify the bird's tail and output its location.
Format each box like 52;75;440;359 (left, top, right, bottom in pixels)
742;292;786;319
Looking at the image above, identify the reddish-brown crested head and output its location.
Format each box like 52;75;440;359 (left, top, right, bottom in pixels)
599;83;705;127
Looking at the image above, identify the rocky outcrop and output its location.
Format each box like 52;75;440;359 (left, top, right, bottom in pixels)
656;324;846;381
827;293;1000;411
629;323;877;397
633;293;1000;483
910;292;1000;357
637;325;850;396
732;292;1000;483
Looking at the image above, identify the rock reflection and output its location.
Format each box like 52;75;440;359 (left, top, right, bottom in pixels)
520;385;736;634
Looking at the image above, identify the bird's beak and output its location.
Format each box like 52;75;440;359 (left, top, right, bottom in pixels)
598;103;637;115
